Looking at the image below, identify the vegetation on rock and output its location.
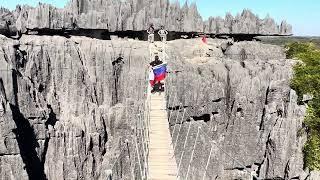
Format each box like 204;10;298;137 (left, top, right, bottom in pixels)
287;42;320;170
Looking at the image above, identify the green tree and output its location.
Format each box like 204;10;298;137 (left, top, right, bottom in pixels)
286;42;320;170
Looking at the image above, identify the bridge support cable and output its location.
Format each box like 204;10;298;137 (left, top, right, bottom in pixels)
165;83;260;179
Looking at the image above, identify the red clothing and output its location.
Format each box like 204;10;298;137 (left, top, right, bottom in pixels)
202;36;207;44
150;80;155;87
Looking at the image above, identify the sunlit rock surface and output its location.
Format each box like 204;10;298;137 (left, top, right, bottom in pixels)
164;38;307;179
0;34;149;179
0;1;291;35
0;33;311;179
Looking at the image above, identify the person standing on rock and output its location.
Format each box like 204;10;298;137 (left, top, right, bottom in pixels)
158;26;168;43
201;34;208;44
147;24;155;43
149;54;163;67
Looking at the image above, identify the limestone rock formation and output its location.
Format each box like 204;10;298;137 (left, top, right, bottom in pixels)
203;10;291;35
0;31;315;179
0;2;301;180
280;21;293;35
164;38;308;179
0;1;291;36
224;41;286;60
0;8;17;36
0;34;149;179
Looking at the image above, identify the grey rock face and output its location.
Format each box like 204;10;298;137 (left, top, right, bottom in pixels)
0;34;306;179
302;94;313;102
309;171;320;180
0;34;149;179
224;41;286;60
280;20;293;35
0;8;17;35
0;1;291;35
232;10;260;34
204;10;290;35
164;38;307;179
259;15;279;35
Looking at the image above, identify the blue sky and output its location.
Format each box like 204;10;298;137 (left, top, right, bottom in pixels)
1;0;319;36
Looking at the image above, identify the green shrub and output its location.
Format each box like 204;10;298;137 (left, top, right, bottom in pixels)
287;42;320;170
286;42;316;59
304;129;320;170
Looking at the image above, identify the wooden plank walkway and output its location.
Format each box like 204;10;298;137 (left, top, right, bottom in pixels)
148;92;178;180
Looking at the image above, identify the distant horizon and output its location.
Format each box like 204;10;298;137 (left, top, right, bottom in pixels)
183;0;320;36
1;0;319;36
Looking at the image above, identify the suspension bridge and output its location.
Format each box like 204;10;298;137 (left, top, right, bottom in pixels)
106;40;259;180
147;42;178;179
0;36;269;180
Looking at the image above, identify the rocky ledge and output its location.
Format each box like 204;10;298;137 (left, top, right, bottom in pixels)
0;0;291;37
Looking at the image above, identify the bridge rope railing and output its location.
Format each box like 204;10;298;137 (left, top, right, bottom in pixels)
165;89;259;180
106;106;150;180
107;66;151;180
172;106;259;180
